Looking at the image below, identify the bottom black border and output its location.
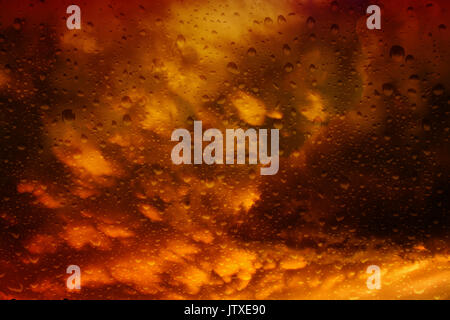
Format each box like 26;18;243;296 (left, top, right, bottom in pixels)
1;300;447;318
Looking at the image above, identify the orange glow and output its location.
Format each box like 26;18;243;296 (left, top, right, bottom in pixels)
0;0;449;300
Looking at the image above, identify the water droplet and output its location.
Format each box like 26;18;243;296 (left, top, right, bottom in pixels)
121;96;132;108
12;19;22;31
382;83;394;96
62;109;75;122
390;45;405;62
331;1;339;12
340;183;349;190
422;119;431;131
330;24;339;35
123;114;132;125
306;17;315;29
227;62;239;74
284;63;294;73
283;44;291;55
277;15;286;24
405;55;414;63
432;84;444;96
217;95;226;104
264;17;273;25
176;34;186;48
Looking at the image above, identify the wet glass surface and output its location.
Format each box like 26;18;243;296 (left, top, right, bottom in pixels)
0;0;448;299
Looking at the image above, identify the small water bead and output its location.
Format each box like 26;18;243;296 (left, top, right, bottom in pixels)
331;1;339;12
283;44;291;56
176;34;186;48
123;114;132;125
432;84;444;96
277;15;286;24
330;24;339;35
13;19;22;31
121;96;132;108
382;83;394;96
264;17;273;25
405;55;414;64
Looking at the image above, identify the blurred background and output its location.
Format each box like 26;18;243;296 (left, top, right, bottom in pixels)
0;0;448;299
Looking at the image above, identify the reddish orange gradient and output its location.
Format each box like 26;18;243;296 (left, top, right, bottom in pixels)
0;0;449;299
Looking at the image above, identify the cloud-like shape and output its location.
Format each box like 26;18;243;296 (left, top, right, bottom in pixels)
0;0;448;299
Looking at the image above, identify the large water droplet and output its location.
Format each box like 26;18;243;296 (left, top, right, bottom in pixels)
62;109;75;122
382;83;394;96
390;45;405;62
227;62;239;74
306;17;316;29
331;1;339;12
176;34;186;48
